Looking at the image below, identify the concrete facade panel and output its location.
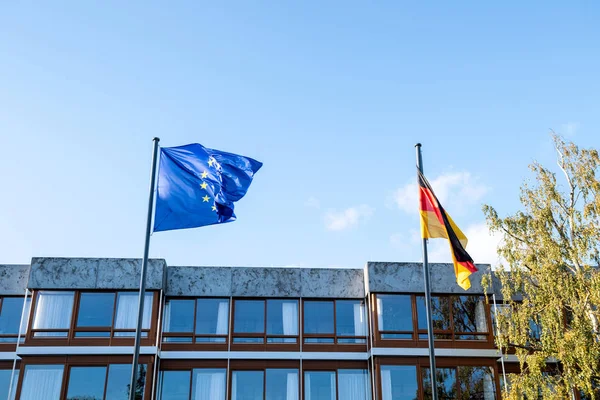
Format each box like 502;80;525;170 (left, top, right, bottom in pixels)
0;264;30;294
166;266;232;296
300;268;364;298
232;267;302;297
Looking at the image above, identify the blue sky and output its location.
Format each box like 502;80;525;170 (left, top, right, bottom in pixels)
1;2;599;268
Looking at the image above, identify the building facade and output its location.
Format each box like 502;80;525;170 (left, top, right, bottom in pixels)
0;258;509;400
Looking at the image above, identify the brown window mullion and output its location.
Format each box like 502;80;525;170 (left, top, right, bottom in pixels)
332;300;337;341
110;292;117;343
192;298;198;345
448;295;456;342
263;300;267;343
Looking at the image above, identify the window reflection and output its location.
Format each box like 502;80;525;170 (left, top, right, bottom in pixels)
422;367;457;400
0;297;26;341
336;301;366;343
77;293;115;328
234;300;265;334
196;299;229;340
0;369;18;400
304;371;335;400
20;365;64;400
266;300;298;341
458;366;496;400
380;365;418;400
164;299;195;333
452;297;488;340
377;295;413;339
106;364;147;400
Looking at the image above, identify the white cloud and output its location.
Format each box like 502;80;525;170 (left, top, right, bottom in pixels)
324;205;374;231
392;171;489;215
427;221;503;266
305;196;320;209
560;122;579;137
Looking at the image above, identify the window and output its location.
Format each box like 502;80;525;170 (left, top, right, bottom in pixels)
159;368;226;400
63;363;147;400
0;296;29;342
304;300;367;345
233;299;299;345
304;369;369;400
162;298;229;344
32;291;74;337
75;292;115;337
113;292;153;337
377;295;413;340
232;370;264;400
380;365;418;400
266;369;298;400
335;301;366;344
20;365;64;400
0;369;18;400
422;366;496;400
376;294;491;344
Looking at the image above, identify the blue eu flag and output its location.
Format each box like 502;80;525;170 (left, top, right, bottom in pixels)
153;143;262;232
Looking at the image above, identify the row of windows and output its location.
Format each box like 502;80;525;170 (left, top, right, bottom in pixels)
0;292;493;348
0;363;499;400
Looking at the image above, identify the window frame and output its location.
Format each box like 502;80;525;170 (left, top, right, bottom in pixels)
373;293;494;349
0;296;28;349
302;360;370;400
302;298;368;352
230;298;300;351
375;357;501;400
25;290;159;346
13;355;154;400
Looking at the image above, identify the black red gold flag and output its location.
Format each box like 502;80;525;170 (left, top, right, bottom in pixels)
418;169;477;290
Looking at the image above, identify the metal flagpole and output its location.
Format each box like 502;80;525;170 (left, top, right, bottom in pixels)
129;137;160;400
415;143;439;400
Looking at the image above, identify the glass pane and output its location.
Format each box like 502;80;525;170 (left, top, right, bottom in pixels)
75;331;111;338
20;365;64;400
160;370;191;400
417;296;451;331
234;300;264;334
164;299;195;333
336;300;366;337
303;301;333;334
452;296;488;335
266;369;298;400
196;299;229;335
106;364;146;400
377;295;413;333
422;368;457;400
0;298;24;335
458;366;496;400
304;338;334;344
114;293;153;330
338;369;369;400
232;370;264;400
67;366;107;400
304;371;335;400
77;293;115;327
191;368;226;400
267;300;298;336
380;365;418;400
33;291;74;330
0;369;18;400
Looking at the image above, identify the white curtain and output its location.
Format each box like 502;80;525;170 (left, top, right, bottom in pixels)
475;299;488;337
338;370;368;400
353;303;366;337
19;365;63;400
193;369;225;400
32;292;74;334
282;302;298;336
376;297;384;331
20;298;31;335
304;373;310;400
330;373;336;400
381;369;392;400
162;301;172;332
286;371;299;400
114;292;153;330
216;300;229;335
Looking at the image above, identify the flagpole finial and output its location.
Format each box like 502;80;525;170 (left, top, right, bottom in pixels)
415;143;422;148
153;137;160;142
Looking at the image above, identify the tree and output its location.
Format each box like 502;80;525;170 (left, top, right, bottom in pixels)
482;135;600;399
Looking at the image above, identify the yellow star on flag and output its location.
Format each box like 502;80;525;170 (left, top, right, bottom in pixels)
200;182;208;190
212;205;217;212
208;159;214;167
201;171;208;179
202;195;210;202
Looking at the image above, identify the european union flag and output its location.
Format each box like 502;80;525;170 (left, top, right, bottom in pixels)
153;143;262;232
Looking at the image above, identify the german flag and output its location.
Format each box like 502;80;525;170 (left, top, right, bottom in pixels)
418;169;477;290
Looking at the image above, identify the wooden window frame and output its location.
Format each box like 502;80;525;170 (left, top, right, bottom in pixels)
302;361;369;400
302;298;368;352
161;297;230;351
374;356;501;400
372;293;495;349
25;290;159;347
229;361;301;400
13;355;155;400
230;298;300;352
